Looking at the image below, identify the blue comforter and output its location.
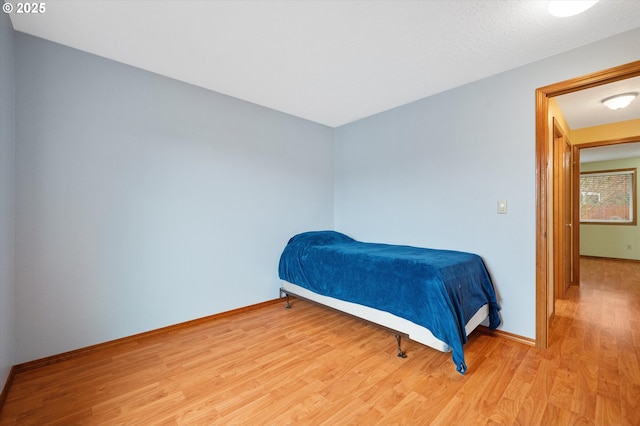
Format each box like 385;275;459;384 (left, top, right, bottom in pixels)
278;231;501;374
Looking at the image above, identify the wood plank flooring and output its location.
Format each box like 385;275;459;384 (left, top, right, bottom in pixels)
1;257;639;425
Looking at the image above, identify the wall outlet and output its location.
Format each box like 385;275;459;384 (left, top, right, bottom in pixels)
627;244;632;250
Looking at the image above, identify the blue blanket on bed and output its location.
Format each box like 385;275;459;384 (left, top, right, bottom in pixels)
278;231;501;374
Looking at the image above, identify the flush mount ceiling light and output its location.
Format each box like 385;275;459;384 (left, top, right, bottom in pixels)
601;93;638;110
548;1;599;17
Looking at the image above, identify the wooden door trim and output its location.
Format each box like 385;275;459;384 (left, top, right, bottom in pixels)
577;136;640;149
572;144;580;291
552;119;571;302
535;60;640;349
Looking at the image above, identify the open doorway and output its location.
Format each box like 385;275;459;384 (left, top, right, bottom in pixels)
575;139;640;262
535;60;640;349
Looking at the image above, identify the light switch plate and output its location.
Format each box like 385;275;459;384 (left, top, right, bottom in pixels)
497;200;507;214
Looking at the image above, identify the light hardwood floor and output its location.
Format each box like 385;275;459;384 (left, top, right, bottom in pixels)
1;257;639;425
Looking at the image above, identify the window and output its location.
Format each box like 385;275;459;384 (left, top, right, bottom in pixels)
580;168;636;225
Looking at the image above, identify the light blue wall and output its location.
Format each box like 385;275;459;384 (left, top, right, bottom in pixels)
334;27;640;340
14;34;334;363
0;11;16;388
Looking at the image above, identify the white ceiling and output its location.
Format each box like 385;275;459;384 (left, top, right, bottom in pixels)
7;0;640;127
556;76;640;130
556;75;640;164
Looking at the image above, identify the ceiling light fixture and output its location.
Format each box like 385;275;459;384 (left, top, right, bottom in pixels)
548;1;599;17
601;93;638;110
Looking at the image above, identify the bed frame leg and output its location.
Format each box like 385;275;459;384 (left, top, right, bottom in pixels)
395;334;407;358
279;288;292;309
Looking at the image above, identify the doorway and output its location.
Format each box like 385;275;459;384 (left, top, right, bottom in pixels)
535;60;640;349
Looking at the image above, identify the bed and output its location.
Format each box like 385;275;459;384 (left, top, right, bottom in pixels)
278;231;501;374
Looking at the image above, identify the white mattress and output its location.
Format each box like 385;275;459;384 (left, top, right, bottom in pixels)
281;280;489;353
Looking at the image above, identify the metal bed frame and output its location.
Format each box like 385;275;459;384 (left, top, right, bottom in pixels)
279;287;409;358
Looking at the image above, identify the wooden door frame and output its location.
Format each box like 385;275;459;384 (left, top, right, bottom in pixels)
551;119;575;305
535;60;640;349
572;144;580;291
